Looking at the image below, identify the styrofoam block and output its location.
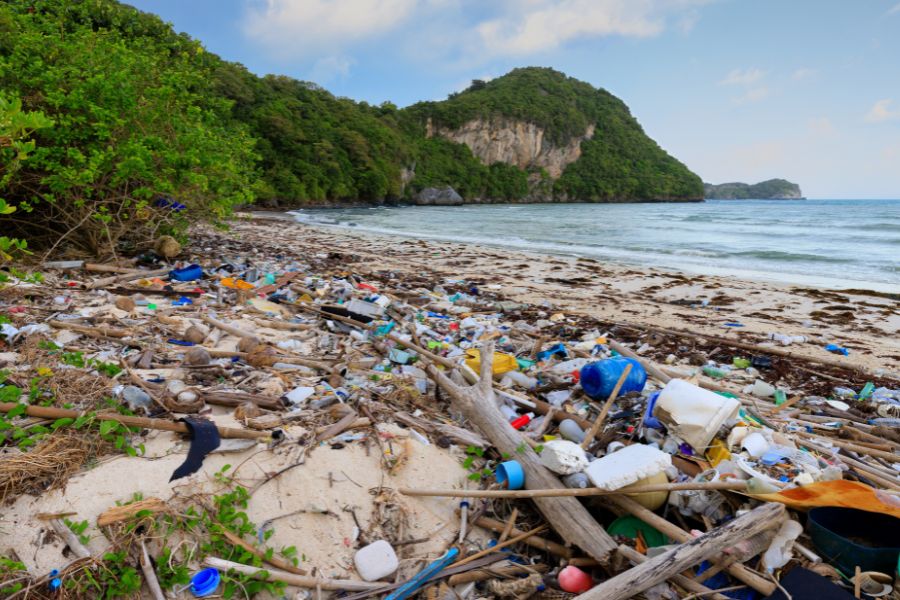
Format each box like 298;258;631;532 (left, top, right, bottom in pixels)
539;440;589;475
354;540;398;581
585;444;672;491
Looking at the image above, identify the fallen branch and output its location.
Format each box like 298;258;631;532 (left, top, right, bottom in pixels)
201;557;383;591
616;544;731;600
400;480;748;499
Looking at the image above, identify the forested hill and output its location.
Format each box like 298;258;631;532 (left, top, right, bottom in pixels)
0;0;702;254
704;179;803;199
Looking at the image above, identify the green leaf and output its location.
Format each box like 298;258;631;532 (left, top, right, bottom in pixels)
99;420;118;436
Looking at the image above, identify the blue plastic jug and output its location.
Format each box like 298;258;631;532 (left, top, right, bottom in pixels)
580;357;647;400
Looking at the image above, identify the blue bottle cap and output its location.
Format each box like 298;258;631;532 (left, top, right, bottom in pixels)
495;460;525;490
190;568;220;597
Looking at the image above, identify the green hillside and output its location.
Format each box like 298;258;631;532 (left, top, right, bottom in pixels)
704;179;803;199
0;0;703;257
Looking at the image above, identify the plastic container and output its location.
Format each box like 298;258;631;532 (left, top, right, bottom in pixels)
653;379;741;451
170;264;203;282
807;507;900;575
579;357;647;400
558;419;585;443
607;516;668;547
495;460;525;490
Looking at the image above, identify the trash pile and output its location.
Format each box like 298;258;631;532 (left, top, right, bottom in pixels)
0;227;898;600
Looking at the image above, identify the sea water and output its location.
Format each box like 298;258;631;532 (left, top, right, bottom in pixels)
290;199;900;293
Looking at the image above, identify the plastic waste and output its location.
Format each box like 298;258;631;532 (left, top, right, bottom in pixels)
585;443;671;491
653;379;741;451
580;357;647;400
190;568;220;597
495;460;525;490
824;343;849;355
354;540;399;581
539;440;589;475
558;566;593;593
761;520;803;572
558;419;586;443
464;349;518;375
767;333;808;346
170;264;203;282
562;472;591;488
121;385;152;412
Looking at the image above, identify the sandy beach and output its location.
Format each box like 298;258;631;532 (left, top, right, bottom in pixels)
239;213;900;376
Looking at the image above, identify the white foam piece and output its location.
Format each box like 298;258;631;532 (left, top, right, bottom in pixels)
584;444;672;491
354;540;399;582
539;440;589;475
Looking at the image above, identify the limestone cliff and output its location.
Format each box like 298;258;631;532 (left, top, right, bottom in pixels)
427;117;595;179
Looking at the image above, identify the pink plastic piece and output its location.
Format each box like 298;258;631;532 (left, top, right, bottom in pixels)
558;565;593;593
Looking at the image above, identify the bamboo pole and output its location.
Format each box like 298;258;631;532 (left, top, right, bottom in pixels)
797;432;899;463
86;267;170;289
49;320;130;338
0;403;267;440
400;480;748;500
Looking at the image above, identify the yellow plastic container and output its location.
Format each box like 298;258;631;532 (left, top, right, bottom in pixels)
620;471;669;510
464;349;519;375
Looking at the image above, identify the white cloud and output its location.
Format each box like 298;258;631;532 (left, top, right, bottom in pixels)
792;67;817;81
719;67;766;86
807;117;834;136
474;0;711;57
243;0;418;57
309;56;355;83
865;98;900;122
733;86;769;104
886;2;900;15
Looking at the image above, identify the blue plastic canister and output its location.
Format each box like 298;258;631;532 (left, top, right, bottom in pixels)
580;357;647;400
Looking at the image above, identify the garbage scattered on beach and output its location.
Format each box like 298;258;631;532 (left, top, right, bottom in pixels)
1;223;898;599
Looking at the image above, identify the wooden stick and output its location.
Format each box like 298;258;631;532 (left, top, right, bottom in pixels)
204;349;333;371
472;516;572;558
581;363;632;449
201;314;257;339
49;518;91;559
799;438;900;490
453;525;547;568
400;480;748;499
605;495;777;596
140;539;166;600
86;267;170;289
202;557;383;591
608;340;670;384
315;411;363;442
574;503;785;600
0;403;268;440
498;508;518;543
85;263;141;274
49;320;130;338
797;432;899;463
616;544;731;600
216;527;307;576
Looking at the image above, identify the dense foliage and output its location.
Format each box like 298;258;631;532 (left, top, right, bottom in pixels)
704;179;802;199
0;0;257;255
0;1;705;256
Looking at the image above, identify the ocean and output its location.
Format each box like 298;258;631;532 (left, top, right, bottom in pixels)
290;199;900;293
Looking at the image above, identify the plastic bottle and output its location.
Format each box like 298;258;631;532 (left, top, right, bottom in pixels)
558;419;586;443
579;357;647;400
869;417;900;427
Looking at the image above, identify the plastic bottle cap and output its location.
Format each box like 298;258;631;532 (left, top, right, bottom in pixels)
495;460;525;490
190;568;220;597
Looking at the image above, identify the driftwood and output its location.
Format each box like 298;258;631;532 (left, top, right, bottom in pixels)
139;539;166;600
616;544;732;600
428;341;618;561
97;498;167;526
575;502;784;600
605;495;777;595
201;390;284;410
446;563;548;586
0;403;267;440
49;320;130;339
49;518;91;559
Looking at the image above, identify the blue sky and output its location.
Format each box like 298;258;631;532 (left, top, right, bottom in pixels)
127;0;900;198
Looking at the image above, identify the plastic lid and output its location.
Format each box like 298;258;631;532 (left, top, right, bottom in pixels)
191;568;220;597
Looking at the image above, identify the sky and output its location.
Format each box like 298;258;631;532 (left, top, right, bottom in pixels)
126;0;900;199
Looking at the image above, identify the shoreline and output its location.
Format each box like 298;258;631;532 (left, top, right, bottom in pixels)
236;213;900;374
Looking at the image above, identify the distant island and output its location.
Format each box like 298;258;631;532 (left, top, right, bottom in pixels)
703;179;803;199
